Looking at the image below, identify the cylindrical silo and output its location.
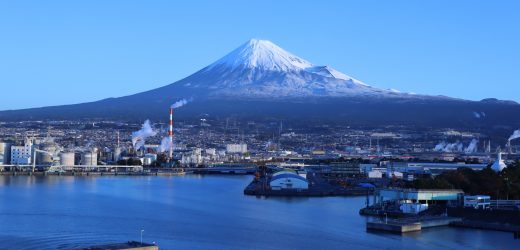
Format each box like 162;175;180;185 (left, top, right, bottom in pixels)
38;142;57;164
81;150;98;166
0;142;12;164
59;152;75;166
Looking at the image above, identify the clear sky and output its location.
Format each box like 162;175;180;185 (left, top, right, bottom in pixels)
0;0;519;110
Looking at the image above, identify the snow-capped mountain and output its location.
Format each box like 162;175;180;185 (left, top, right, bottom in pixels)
175;39;421;99
1;38;519;128
207;39;314;72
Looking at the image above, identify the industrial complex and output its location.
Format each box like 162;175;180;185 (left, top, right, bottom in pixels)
1;115;520;239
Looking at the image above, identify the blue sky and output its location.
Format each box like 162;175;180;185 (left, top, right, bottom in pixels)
0;0;519;110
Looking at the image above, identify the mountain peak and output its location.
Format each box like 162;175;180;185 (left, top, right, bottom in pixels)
208;39;313;72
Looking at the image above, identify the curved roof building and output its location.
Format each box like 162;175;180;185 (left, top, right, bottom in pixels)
270;170;309;190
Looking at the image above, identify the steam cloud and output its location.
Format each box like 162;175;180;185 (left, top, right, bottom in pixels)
159;137;171;153
434;141;463;152
156;98;192;153
433;139;479;153
171;98;190;109
509;130;520;142
464;139;479;154
131;120;157;150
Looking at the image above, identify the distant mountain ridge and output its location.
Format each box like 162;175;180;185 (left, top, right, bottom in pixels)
0;39;519;128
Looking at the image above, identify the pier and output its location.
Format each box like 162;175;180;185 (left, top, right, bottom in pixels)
82;241;158;250
367;216;462;233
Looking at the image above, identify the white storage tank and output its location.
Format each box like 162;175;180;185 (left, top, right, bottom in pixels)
59;152;75;166
0;142;12;164
38;142;57;164
81;149;98;166
144;153;157;165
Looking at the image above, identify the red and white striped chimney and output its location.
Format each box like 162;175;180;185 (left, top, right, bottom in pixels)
169;107;173;159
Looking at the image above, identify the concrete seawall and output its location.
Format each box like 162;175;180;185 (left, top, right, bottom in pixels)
367;217;462;233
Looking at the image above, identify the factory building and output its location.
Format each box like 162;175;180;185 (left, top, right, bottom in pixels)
270;170;309;190
324;162;361;177
180;148;203;166
10;139;33;165
375;161;488;175
375;188;464;214
226;144;247;154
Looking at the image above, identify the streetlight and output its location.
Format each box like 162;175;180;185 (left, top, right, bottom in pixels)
140;229;144;244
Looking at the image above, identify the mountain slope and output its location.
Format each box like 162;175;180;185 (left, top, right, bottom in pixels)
162;39;429;99
0;39;519;128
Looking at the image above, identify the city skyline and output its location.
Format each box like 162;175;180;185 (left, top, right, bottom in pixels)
1;0;519;110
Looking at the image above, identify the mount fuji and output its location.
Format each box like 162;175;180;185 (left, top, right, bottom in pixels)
157;39;432;99
1;39;519;128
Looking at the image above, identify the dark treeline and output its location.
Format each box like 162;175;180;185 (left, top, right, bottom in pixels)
408;160;520;199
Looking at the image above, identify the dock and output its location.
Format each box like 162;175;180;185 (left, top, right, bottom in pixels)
82;241;158;250
367;216;462;233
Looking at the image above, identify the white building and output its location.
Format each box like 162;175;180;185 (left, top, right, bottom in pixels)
205;148;216;156
181;148;203;165
143;153;157;166
270;170;309;190
10;139;33;165
226;144;247;154
368;170;383;178
400;202;429;214
464;195;491;209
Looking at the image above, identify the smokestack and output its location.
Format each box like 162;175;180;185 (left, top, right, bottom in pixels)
169;107;173;159
508;139;512;154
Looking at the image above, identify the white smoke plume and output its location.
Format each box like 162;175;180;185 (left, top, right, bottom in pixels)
171;98;191;109
131;120;157;150
434;142;447;151
464;139;479;154
508;130;520;142
159;137;171;153
433;141;464;152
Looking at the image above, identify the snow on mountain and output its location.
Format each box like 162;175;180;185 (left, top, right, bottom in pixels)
305;65;369;86
207;39;313;72
191;39;422;99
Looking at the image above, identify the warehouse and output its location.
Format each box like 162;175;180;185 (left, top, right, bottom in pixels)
270;170;309;190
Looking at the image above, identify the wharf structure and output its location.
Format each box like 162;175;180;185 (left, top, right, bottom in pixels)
82;241;158;250
361;188;464;216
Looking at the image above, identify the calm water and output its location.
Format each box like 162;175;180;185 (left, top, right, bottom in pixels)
0;175;517;250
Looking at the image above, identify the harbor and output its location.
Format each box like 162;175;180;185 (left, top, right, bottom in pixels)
0;174;517;249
